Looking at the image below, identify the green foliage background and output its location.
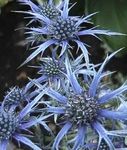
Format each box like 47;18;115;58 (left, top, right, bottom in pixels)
86;0;127;56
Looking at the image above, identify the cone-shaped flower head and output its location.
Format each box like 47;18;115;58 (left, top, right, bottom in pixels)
0;111;19;140
18;0;61;20
65;92;100;125
3;87;25;109
49;16;77;41
37;2;60;20
39;57;65;77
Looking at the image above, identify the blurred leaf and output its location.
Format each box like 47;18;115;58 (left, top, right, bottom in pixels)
0;0;9;7
70;0;85;16
86;0;127;56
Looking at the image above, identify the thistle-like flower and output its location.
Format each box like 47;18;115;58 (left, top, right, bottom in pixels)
0;88;50;150
18;0;62;21
36;57;66;83
2;86;26;110
25;54;99;92
39;50;127;150
2;85;37;111
19;0;123;66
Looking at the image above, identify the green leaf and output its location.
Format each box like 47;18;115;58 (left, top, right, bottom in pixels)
86;0;127;56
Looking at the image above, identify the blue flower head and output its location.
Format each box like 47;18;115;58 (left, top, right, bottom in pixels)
0;86;51;150
3;86;26;109
26;54;98;92
0;110;19;141
25;56;66;91
41;49;127;150
2;85;36;111
38;57;65;79
18;0;124;67
18;0;62;20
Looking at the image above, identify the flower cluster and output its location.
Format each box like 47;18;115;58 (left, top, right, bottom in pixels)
18;0;123;67
1;0;127;150
0;85;51;150
37;51;127;149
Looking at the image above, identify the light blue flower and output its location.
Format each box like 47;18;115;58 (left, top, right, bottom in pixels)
2;85;39;111
41;49;127;150
18;0;123;66
18;0;63;21
0;86;50;150
25;54;99;93
2;86;28;110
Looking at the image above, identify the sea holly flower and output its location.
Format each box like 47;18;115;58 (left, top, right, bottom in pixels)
2;86;26;110
17;0;64;45
0;88;50;150
18;0;62;21
36;56;66;83
38;50;127;150
18;0;124;66
25;54;99;92
24;56;66;92
2;86;37;111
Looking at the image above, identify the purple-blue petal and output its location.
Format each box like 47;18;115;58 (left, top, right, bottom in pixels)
72;126;86;150
39;121;53;134
60;41;68;56
28;27;49;35
0;140;8;150
92;121;115;150
78;29;124;36
98;109;127;121
19;91;45;120
61;0;69;19
98;85;127;104
65;55;82;94
24;75;47;93
89;49;123;97
76;12;98;26
14;134;41;150
46;88;67;104
74;40;89;67
20;114;51;129
20;39;56;67
47;106;65;114
18;0;40;13
52;121;72;150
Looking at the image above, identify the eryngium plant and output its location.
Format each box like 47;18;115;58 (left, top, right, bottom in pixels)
2;0;126;150
18;0;123;67
0;86;51;150
26;54;98;91
35;50;127;150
